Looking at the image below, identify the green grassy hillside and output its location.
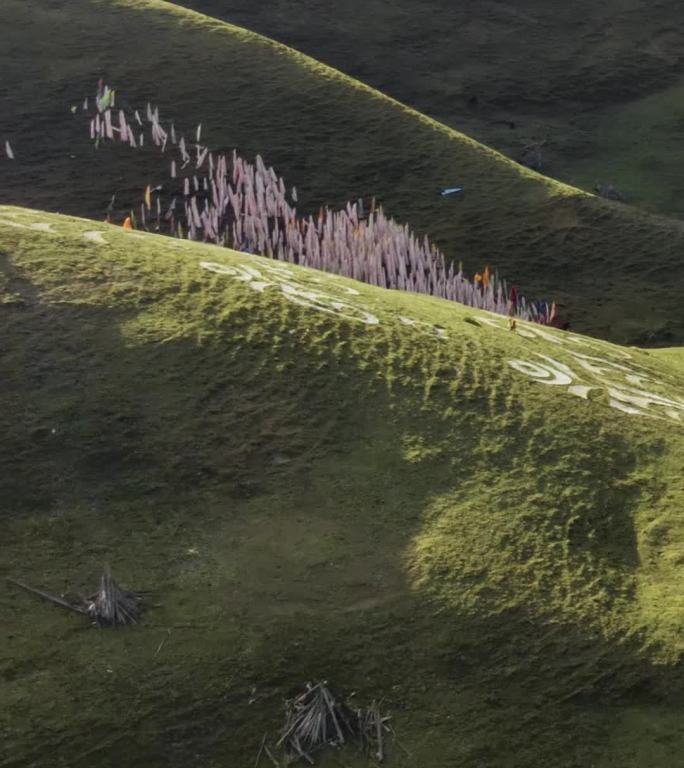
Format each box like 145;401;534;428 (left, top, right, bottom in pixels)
2;0;684;345
2;205;684;767
180;0;684;218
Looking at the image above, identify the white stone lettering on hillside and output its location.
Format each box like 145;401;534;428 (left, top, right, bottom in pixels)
0;217;31;229
473;312;684;422
471;315;683;422
200;257;455;336
399;316;448;340
475;314;634;359
0;218;57;232
200;260;380;325
309;275;361;296
508;357;573;386
83;231;107;244
126;231;194;249
508;355;684;421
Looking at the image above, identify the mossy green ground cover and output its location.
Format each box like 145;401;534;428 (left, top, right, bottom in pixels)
180;0;684;217
1;205;684;766
556;77;684;217
2;0;684;345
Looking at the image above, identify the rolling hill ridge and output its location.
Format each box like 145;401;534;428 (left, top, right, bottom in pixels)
1;0;684;344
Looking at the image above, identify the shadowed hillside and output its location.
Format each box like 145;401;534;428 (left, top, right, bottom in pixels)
179;0;684;217
1;0;684;345
1;205;684;767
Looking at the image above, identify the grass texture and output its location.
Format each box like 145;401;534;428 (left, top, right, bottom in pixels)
180;0;684;218
1;204;683;767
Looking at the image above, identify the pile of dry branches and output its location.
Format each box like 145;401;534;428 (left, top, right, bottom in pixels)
257;681;394;766
278;681;357;761
7;564;145;627
86;564;145;626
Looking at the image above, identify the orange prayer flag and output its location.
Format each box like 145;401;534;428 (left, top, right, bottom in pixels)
474;272;482;283
122;216;132;230
483;265;491;287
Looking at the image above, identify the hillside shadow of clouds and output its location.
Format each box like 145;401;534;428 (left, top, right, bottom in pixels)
0;251;346;511
1;255;682;768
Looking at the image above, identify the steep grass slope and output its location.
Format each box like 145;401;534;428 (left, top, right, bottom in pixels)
1;205;684;767
1;0;684;345
180;0;684;217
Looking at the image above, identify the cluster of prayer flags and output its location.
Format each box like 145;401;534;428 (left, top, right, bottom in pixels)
87;84;555;325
